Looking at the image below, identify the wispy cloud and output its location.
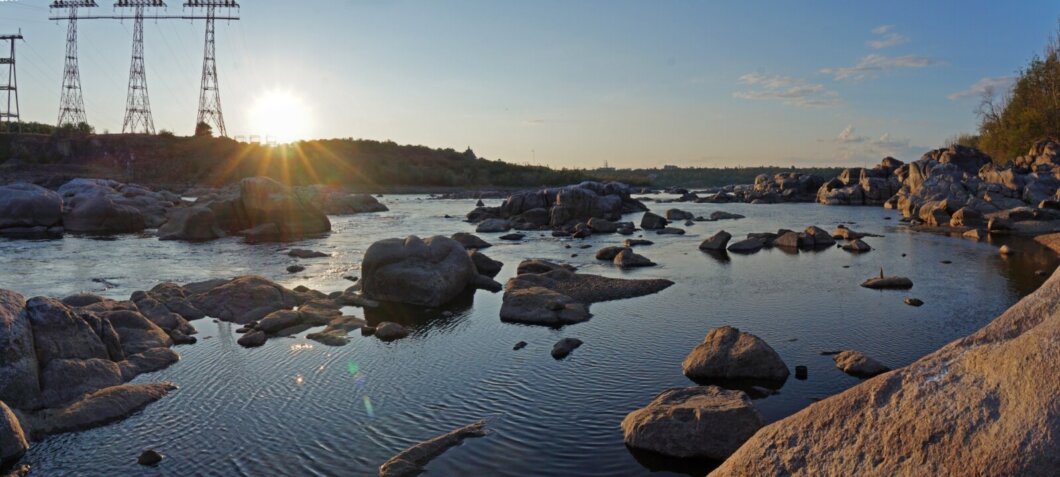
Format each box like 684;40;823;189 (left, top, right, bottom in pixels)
867;25;909;49
821;54;934;81
823;125;924;160
947;76;1016;100
733;73;841;107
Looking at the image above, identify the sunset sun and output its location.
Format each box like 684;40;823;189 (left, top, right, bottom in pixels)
249;90;313;143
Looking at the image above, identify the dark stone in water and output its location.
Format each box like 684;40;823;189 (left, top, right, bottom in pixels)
940;260;952;264
795;366;808;380
138;449;163;466
286;265;305;273
343;275;358;282
513;341;527;350
904;297;924;307
551;338;583;359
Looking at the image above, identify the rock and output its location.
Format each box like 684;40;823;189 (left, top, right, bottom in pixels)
118;348;179;381
551;337;583;359
595;246;628;261
294;186;388;215
137;449;163;466
727;237;766;254
699;231;732;252
19;383;174;439
832;350;890;378
513;341;527;350
62;193;146;235
189;276;300;324
861;276;914;289
709;211;745;221
842;239;872;253
640;212;668;230
682;326;790;385
129;291;196;335
499;233;524;241
374;322;409;341
102;310;172;356
904;297;924;306
288;248;328;258
286;265;305;273
804;226;835;247
665;209;694;221
450;232;492;249
468;250;503;277
0;401;28;470
949;207;984;228
773;231;802;249
157;207;223;241
378;420;488;477
235;177;331;240
794;366;808;380
624;239;653;247
0;183;64;236
256;309;304;334
613;249;656;268
587;217;618;233
475;218;512;233
0;290;39;409
963;228;987;241
987;217;1012;231
499;286;591;326
656;227;685;235
360;236;501;307
621;386;763;460
306;329;351;347
999;244;1014;255
237;330;267;348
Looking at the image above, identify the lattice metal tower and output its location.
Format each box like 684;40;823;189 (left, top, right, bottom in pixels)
185;0;238;137
116;0;165;134
51;1;97;128
1;31;24;132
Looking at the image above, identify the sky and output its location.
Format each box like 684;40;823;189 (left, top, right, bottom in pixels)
1;0;1058;169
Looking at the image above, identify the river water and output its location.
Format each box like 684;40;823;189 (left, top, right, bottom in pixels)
1;197;1055;476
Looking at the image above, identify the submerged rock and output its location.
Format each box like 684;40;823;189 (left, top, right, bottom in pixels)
682;326;790;385
137;449;163;466
621;386;763;460
842;239;872;253
551;338;583;359
861;276;914;289
726;237;765;254
374;322;410;341
378;420;488;477
288;248;329;259
613;249;656;268
904;297;924;307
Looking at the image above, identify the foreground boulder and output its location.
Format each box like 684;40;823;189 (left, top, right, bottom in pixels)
683;326;790;385
361;236;501;308
0;401;28;470
379;420;488;477
622;386;763;460
500;260;673;326
710;268;1060;477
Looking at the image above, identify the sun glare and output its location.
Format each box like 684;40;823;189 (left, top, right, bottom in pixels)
249;90;314;143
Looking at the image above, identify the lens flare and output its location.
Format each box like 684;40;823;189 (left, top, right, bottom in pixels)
363;396;375;418
347;361;359;375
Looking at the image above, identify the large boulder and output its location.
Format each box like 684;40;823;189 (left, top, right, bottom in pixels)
710;269;1060;477
0;291;39;410
0;401;28;470
360;236;501;308
188;276;301;324
57;178;181;233
682;326;790;385
237;177;331;240
294;185;388;215
62;193;145;235
699;231;732;252
0;183;64;236
640;212;668;230
158;207;224;241
622;386;763;460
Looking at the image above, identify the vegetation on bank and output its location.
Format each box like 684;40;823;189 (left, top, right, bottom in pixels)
957;23;1060;163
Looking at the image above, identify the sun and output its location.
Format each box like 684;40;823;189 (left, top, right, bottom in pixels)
249;90;314;143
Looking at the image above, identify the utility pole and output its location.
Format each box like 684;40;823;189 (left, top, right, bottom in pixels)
0;31;24;133
185;1;238;137
51;1;97;128
116;0;165;135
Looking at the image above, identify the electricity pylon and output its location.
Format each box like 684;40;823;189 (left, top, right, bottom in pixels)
115;0;165;134
1;31;24;132
50;1;97;128
185;0;238;137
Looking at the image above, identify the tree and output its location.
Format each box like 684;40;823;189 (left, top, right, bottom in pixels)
195;121;213;137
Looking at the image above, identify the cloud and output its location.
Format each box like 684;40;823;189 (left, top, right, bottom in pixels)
867;25;908;49
947;76;1016;100
733;73;841;107
821;54;934;81
823;125;924;161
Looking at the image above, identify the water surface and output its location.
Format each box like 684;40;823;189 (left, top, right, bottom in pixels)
1;197;1055;476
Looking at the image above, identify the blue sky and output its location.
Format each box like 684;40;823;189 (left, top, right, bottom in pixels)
1;0;1057;168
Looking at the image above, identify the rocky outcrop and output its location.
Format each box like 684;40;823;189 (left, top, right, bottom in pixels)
293;185;388;215
682;326;790;385
57;178;181;234
749;173;826;203
0;183;64;236
710;269;1060;477
379;420;488;477
622;386;763;460
199;176;331;242
500;260;673;326
360;236;501;308
188;276;301;324
465;181;647;231
157;207;223;241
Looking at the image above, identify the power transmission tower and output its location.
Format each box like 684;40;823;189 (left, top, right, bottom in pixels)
51;1;97;128
185;0;238;137
1;31;24;133
116;0;165;135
